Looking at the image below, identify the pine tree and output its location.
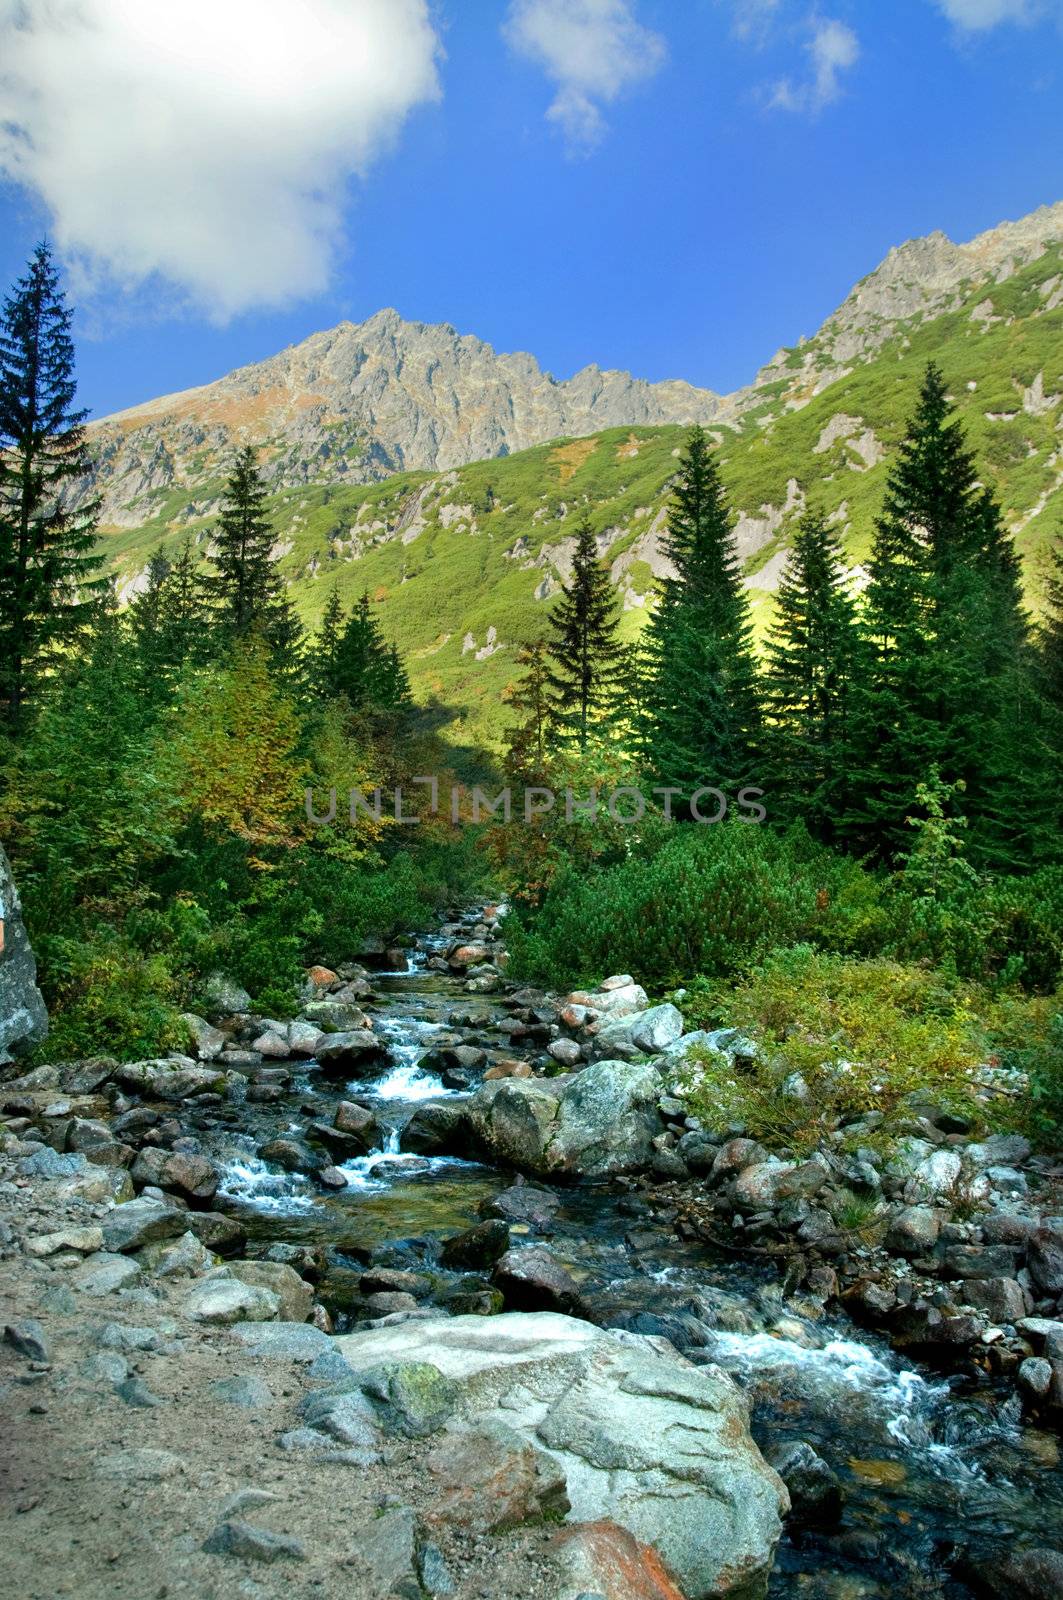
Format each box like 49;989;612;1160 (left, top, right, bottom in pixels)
333;591;411;721
156;537;210;679
763;509;862;840
642;425;761;799
0;243;104;729
314;588;346;698
504;637;555;776
1037;533;1063;856
545;517;622;750
848;363;1039;863
204;444;304;681
128;547;171;662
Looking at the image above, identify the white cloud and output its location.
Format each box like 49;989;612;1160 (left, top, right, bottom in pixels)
934;0;1051;26
730;0;781;42
769;17;859;113
504;0;667;149
0;0;441;319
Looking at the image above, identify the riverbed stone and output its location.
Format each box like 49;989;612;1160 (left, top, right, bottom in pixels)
314;1030;388;1074
962;1276;1028;1323
1028;1225;1063;1297
202;1520;305;1563
100;1197;188;1253
335;1312;787;1599
115;1057;225;1100
221;1261;313;1323
183;1278;280;1325
440;1218;510;1270
467;1059;663;1180
481;1183;560;1229
591;1004;685;1061
230;1321;332;1361
493;1247;585;1315
733;1155;829;1212
130;1146;219;1201
424;1420;569;1532
546;1519;687;1600
70;1251;143;1295
767;1440;845;1524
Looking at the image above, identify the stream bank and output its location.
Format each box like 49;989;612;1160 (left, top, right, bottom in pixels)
2;904;1063;1600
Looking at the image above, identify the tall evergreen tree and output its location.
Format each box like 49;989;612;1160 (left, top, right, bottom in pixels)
848;363;1038;863
763;509;862;840
504;637;554;776
314;588;345;698
0;243;104;729
332;591;411;720
204;444;304;681
157;537;211;679
545;517;622;750
642;426;761;798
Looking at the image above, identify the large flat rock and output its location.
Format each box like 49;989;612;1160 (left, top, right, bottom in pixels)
336;1312;786;1598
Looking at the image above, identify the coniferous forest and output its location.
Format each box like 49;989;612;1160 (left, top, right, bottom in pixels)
1;242;1061;1136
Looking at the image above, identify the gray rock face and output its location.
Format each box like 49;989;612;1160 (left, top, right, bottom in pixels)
0;843;48;1061
81;310;721;528
334;1312;787;1599
591;1003;684;1060
467;1060;663;1180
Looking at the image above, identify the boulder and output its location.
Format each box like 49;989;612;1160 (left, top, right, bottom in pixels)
182;1211;246;1256
114;1057;224;1100
969;1548;1063;1600
130;1146;219;1202
591;1004;685;1061
0;843;48;1062
314;1030;388;1075
201;972;252;1016
440;1218;511;1271
886;1205;945;1256
467;1059;663;1181
334;1312;786;1599
425;1421;569;1532
733;1156;829;1212
222;1261;313;1323
180;1013;226;1061
493;1247;585;1315
766;1441;845;1524
1028;1225;1063;1297
548;1038;583;1068
546;1518;687;1600
564;982;649;1019
401;1100;471;1156
962;1277;1028;1324
256;1136;321;1174
100;1197;188;1253
286;1020;325;1056
482;1183;560;1229
183;1278;280;1325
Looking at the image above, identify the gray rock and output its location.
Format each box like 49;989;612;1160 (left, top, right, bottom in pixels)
886;1205;945;1256
335;1312;786;1599
1018;1357;1053;1398
439;1218;510;1271
202;1520;305;1563
482;1184;560;1229
975;1547;1063;1600
467;1059;663;1180
210;1375;273;1408
4;1317;49;1362
137;1229;214;1279
354;1361;458;1438
547;1038;583;1068
201;972;253;1016
767;1440;845;1524
183;1279;280;1325
116;1375;164;1407
592;1003;684;1060
1028;1225;1063;1296
424;1419;569;1531
222;1261;313;1323
352;1506;422;1599
100;1198;188;1254
70;1252;142;1295
733;1155;829;1212
493;1247;584;1315
0;842;48;1061
962;1276;1027;1323
230;1321;332;1361
298;1388;381;1446
114;1057;225;1100
180;1013;226;1060
98;1448;181;1482
314;1030;388;1073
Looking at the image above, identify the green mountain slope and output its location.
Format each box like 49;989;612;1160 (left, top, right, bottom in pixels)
95;218;1063;751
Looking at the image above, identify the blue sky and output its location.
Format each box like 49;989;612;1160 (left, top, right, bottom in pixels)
0;1;1059;421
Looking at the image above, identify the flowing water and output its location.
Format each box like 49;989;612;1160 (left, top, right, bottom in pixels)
200;922;1063;1599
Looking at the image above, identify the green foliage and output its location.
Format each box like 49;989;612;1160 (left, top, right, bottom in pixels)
33;930;189;1064
0;242;105;729
677;947;986;1154
642;426;761;796
506;821;835;988
545;517;623;750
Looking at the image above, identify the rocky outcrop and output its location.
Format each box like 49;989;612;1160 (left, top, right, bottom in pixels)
466;1059;664;1180
80;310;721;527
334;1311;788;1599
0;843;48;1063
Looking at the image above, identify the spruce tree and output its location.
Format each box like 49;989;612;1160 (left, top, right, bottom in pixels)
545;517;622;750
763;509;861;840
848;363;1038;863
314;588;345;698
504;637;555;776
642;426;761;799
333;591;411;721
0;243;104;730
204;444;304;681
157;537;210;678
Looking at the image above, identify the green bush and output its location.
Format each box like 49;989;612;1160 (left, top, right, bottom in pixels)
33;931;190;1063
676;946;987;1154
